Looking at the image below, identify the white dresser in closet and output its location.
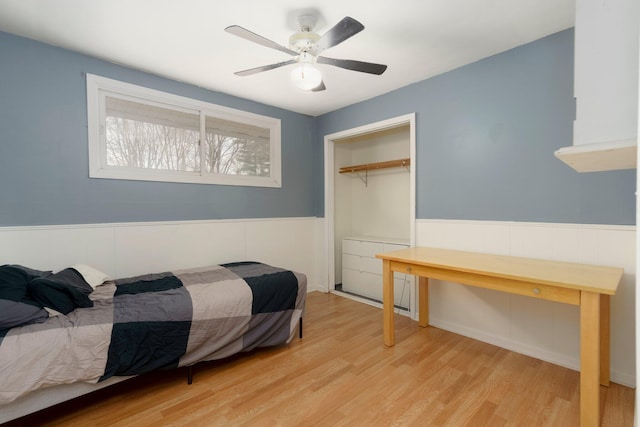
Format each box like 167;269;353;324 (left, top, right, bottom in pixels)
341;236;411;309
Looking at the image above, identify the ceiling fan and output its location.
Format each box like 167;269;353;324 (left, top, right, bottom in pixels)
225;14;387;92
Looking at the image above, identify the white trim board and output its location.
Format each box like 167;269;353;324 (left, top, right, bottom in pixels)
0;217;323;291
415;219;636;387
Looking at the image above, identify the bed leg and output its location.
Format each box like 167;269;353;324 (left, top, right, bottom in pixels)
187;366;193;385
299;317;303;339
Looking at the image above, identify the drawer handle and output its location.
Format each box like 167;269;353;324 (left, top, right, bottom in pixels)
532;288;541;295
406;267;412;273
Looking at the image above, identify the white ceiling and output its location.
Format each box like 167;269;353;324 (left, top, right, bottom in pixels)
0;0;574;117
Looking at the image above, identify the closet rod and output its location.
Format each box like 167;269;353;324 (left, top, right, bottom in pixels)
338;158;410;174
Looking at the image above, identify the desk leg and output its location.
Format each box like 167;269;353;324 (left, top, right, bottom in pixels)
580;291;601;427
382;259;395;347
600;294;610;387
418;277;429;327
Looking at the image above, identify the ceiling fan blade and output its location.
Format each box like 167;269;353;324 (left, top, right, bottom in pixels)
225;25;298;56
316;17;365;51
234;60;297;76
311;81;326;92
317;56;387;75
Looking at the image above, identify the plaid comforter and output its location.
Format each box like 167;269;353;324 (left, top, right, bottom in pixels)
0;262;306;404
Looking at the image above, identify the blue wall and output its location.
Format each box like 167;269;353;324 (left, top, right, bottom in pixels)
0;29;636;227
0;32;316;226
316;29;636;225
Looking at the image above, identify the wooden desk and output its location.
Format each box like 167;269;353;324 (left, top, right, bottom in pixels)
376;247;623;427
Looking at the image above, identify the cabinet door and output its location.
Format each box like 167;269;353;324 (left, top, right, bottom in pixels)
573;0;639;146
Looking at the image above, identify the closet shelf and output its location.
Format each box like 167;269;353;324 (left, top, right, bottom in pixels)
338;158;410;174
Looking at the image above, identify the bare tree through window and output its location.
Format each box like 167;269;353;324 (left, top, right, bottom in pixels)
104;96;271;177
88;74;281;187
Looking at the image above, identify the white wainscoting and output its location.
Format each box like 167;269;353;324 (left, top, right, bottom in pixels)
0;217;324;292
417;219;636;387
3;217;632;385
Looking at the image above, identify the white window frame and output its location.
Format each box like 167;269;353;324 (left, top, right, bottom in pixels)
86;74;282;187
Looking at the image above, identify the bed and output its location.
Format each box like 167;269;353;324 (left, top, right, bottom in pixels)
0;261;306;423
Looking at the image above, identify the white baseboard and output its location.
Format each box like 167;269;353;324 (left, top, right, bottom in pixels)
430;317;578;368
429;317;635;387
330;290;412;318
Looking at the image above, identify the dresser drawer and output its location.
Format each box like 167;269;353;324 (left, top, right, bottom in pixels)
343;239;385;257
341;268;411;309
361;256;382;274
343;252;384;275
341;237;410;310
342;268;381;299
383;243;409;253
342;253;362;270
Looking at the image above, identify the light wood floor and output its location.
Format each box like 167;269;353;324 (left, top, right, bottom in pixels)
6;292;634;427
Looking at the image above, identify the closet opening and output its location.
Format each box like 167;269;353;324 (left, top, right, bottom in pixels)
324;114;416;317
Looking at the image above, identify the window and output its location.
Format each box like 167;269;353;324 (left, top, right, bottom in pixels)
87;74;281;187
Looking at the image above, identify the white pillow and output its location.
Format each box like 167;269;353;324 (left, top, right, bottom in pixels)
70;264;111;289
44;307;64;317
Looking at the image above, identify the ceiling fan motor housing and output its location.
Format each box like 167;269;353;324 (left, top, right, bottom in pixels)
289;31;321;55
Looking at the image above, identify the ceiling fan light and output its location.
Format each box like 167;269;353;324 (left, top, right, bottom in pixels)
290;63;322;91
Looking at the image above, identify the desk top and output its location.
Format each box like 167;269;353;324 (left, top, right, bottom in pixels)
376;247;623;295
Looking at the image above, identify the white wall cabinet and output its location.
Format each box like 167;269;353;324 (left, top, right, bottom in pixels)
555;0;638;172
341;236;410;309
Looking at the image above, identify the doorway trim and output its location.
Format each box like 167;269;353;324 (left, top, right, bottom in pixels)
323;113;417;316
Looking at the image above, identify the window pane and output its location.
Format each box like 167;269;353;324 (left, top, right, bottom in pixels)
203;116;271;177
105;97;200;172
88;74;282;187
